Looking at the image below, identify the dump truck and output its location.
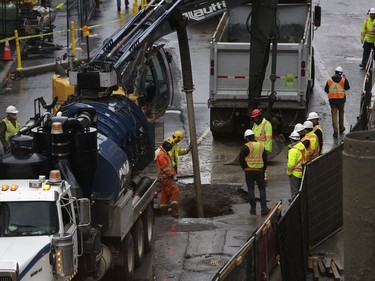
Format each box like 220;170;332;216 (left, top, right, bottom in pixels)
209;0;321;138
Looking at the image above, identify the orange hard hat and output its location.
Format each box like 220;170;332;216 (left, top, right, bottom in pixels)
251;109;262;118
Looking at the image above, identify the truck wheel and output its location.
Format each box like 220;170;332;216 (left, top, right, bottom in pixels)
132;218;145;267
142;205;154;252
118;233;135;281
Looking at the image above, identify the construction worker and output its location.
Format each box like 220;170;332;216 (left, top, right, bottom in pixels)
251;109;272;182
307;112;324;155
324;66;350;138
301;121;319;162
360;8;375;69
0;105;20;153
169;130;190;176
287;131;306;201
239;129;270;216
156;137;180;218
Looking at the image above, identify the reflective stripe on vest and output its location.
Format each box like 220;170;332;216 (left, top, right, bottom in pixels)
252;118;272;152
3;118;20;140
244;141;264;170
327;78;345;100
156;148;174;177
287;147;304;178
302;132;319;161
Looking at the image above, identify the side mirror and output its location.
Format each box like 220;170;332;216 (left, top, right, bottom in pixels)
78;198;91;231
314;5;321;27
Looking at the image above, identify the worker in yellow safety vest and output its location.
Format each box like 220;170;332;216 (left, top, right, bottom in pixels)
251;108;272;182
287;131;306;201
168;130;190;176
239;129;270;216
301;121;320;162
306;112;324;155
324;66;350;138
360;8;375;68
0;105;20;153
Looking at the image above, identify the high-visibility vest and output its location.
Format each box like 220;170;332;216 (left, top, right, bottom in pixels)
313;124;324;154
168;143;188;168
252;118;272;152
3;118;20;140
244;141;265;170
156;146;174;178
327;78;345;100
360;16;375;43
301;131;319;162
287;143;305;178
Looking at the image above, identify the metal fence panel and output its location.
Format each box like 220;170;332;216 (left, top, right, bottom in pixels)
305;144;343;248
278;195;306;281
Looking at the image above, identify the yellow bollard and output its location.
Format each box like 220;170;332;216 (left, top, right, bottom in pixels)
70;21;77;57
141;0;147;9
132;0;138;15
14;30;22;71
120;11;125;26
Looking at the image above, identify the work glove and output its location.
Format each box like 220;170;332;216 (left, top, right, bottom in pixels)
173;175;178;181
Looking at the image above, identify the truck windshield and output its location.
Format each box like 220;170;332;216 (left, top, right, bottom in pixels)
0;201;58;237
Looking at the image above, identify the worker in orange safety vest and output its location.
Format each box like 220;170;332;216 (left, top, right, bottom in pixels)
251;108;272;182
301;121;320;162
306;111;324;155
324;66;350;138
156;137;180;218
239;129;270;216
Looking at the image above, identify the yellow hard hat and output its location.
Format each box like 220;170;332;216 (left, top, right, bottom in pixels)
165;137;174;145
173;131;184;141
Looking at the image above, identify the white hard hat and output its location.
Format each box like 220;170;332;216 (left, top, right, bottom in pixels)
289;131;300;141
294;123;305;132
307;112;319;120
370;8;375;14
335;66;343;73
6;105;18;114
303;120;314;129
244;129;254;139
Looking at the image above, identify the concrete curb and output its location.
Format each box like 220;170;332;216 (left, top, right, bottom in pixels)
0;60;14;87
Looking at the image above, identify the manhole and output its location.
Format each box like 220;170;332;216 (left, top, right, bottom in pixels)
184;254;231;272
200;257;227;267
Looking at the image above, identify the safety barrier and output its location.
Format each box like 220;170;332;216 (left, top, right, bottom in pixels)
0;5;137;73
212;201;282;281
211;143;345;281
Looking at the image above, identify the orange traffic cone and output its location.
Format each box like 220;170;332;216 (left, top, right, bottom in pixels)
2;40;13;61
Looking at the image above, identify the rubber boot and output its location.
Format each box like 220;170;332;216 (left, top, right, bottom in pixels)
160;206;169;216
171;203;179;218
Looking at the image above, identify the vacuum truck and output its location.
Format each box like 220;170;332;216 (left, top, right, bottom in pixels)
0;95;157;281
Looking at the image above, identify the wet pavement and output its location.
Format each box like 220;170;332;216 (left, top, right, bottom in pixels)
0;0;371;280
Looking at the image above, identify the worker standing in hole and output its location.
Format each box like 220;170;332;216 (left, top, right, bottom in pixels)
287;131;306;201
239;129;270;216
168;131;190;177
156;137;180;218
250;109;272;184
0;106;20;154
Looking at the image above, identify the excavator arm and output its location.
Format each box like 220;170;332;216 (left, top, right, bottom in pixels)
69;0;250;100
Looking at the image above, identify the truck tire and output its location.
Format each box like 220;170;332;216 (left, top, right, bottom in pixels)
142;204;154;252
132;218;145;267
117;233;135;281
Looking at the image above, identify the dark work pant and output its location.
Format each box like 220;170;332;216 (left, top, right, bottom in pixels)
361;41;375;66
245;170;267;209
330;104;345;133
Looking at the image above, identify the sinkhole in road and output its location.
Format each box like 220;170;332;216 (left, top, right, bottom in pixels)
179;183;248;218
